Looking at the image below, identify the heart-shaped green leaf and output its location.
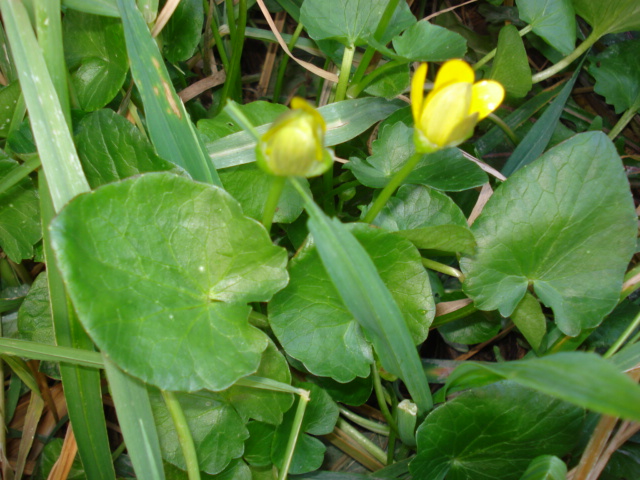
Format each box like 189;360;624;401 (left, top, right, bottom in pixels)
516;0;576;55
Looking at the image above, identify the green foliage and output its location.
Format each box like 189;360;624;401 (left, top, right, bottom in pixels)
516;0;575;55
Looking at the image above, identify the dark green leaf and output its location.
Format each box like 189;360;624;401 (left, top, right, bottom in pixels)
270;224;434;383
346;122;487;192
519;455;567;480
244;421;276;467
410;382;584;480
392;21;467;61
76;109;184;188
462;133;636;336
161;0;203;62
51;173;288;391
489;25;532;98
588;39;640;114
309;375;373;406
438;310;501;345
63;10;128;111
363;63;409;99
516;0;576;55
0;81;20;138
572;0;640;35
38;438;87;479
445;352;640;422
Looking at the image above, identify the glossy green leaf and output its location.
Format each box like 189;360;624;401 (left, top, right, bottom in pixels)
116;0;220;185
510;292;546;352
490;25;531;98
244;421;276;467
572;0;640;35
392;21;467;61
219;341;294;425
588;39;640;114
270;224;434;383
219;164;308;224
51;173;288;391
0;81;20;137
601;439;640;480
445;352;640;422
76;109;184;188
309;375;373;406
516;0;575;55
373;185;475;254
363;63;409;99
63;10;128;111
206;97;404;169
300;0;415;47
0;158;41;262
294;182;433;413
161;0;203;62
438;311;501;345
462;132;636;336
150;389;249;474
39;438;87;479
346;122;487;192
410;382;584;480
519;455;567;480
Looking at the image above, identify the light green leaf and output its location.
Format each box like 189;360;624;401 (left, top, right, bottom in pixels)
63;10;128;111
346;122;487;192
511;292;546;352
63;0;119;17
572;0;640;36
161;0;203;62
300;0;415;47
461;132;637;336
373;184;475;254
519;455;567;480
516;0;576;55
270;224;434;383
0;158;41;262
51;173;288;391
445;352;640;422
0;81;20;137
588;39;640;114
244;421;276;467
363;63;409;99
76;109;184;188
438;310;501;345
150;389;249;475
411;382;583;480
392;21;467;61
490;24;532;98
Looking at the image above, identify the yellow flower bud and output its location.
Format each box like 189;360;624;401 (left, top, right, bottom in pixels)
411;60;505;153
256;97;333;177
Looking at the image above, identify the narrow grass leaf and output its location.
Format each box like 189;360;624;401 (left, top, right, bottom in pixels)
0;338;104;369
62;0;119;17
14;393;45;479
104;357;165;480
292;180;432;414
116;0;221;185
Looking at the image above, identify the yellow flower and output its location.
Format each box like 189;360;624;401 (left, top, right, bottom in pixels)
256;97;333;177
411;59;504;153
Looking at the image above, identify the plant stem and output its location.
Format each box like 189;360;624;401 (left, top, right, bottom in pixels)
334;44;355;102
217;0;247;111
350;0;401;86
339;406;390;436
386;429;396;465
531;30;599;84
337;419;388;465
273;22;304;102
430;303;478;328
603;310;640;359
348;60;405;98
279;389;310;480
363;152;423;224
263;175;286;232
162;390;201;480
223;99;261;141
372;365;399;435
208;4;230;72
474;24;533;71
421;258;464;281
608;94;640;140
486;112;518;146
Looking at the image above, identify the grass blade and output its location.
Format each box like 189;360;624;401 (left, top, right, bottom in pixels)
0;338;104;368
62;0;119;17
116;0;221;186
290;179;433;414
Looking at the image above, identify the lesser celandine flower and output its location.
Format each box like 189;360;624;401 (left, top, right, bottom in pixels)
411;59;504;153
256;97;333;178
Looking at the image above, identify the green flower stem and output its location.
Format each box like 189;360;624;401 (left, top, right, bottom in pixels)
430;303;478;329
531;30;599;84
162;390;201;480
208;3;230;72
386;429;396;465
336;419;387;465
396;400;417;448
350;0;401;86
348;60;405;98
363;152;423;224
338;406;390;436
603;310;640;359
487;112;518;146
273;21;304;102
474;24;533;71
217;0;247;111
372;365;399;435
263;175;286;232
0;155;41;196
278;389;310;480
223;100;261;141
608;94;640;140
421;258;464;281
334;44;356;102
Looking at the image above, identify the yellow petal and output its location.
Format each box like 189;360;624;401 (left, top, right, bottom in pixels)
291;96;326;132
420;82;472;148
425;59;475;105
470;80;504;120
444;113;478;147
411;63;428;124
